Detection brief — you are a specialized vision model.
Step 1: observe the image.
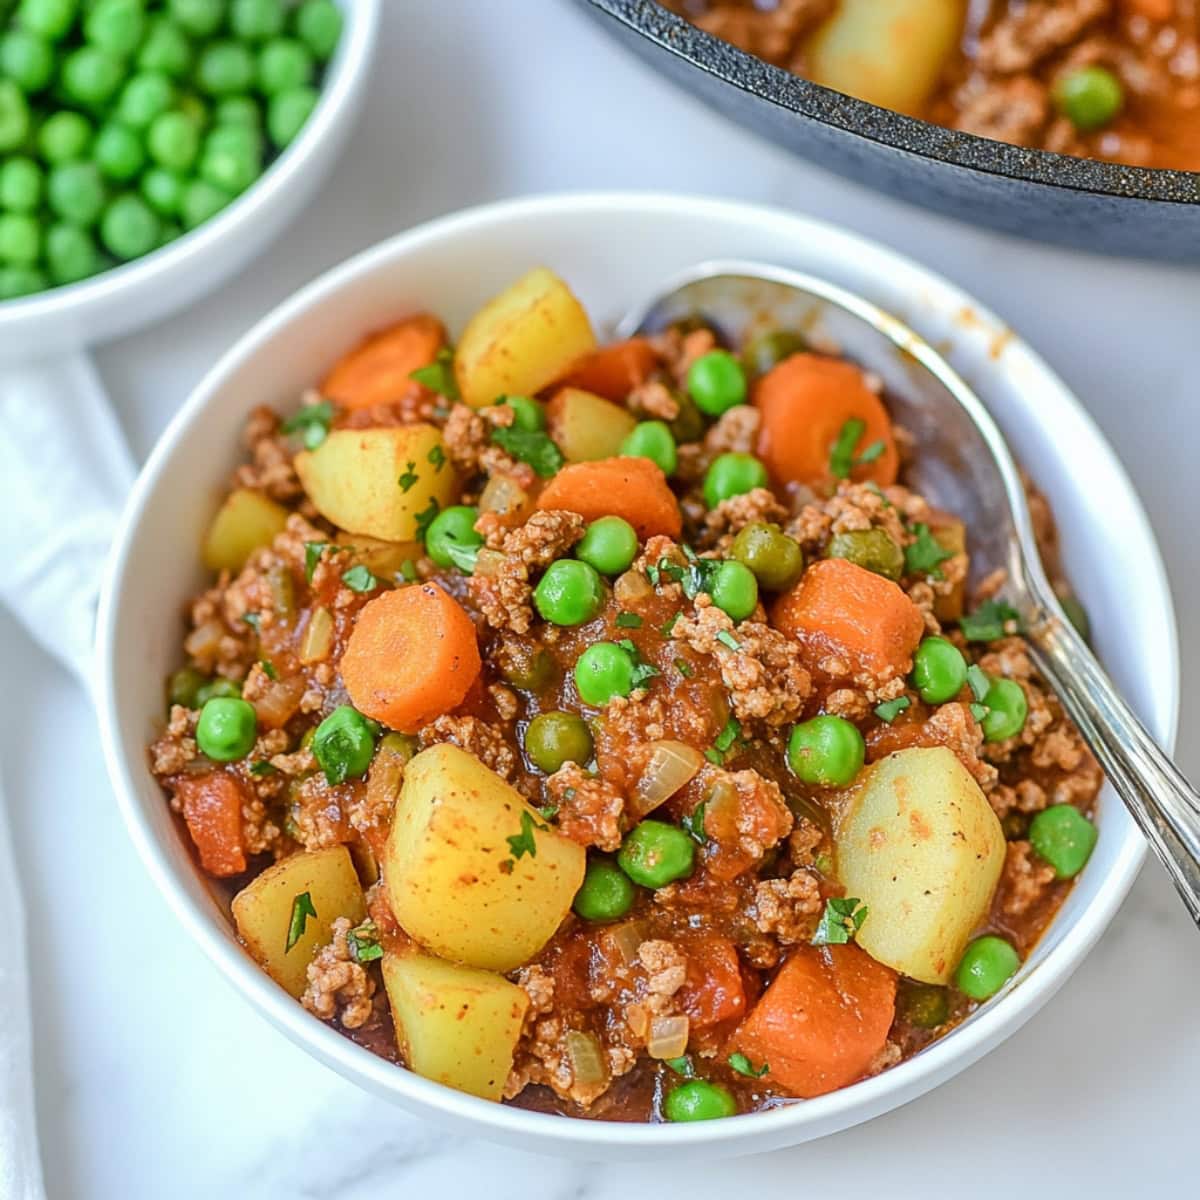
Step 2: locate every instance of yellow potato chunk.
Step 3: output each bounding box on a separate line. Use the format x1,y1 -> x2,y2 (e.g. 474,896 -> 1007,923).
334,532 -> 423,579
547,387 -> 637,462
295,425 -> 457,542
806,0 -> 965,116
384,744 -> 586,971
202,488 -> 289,573
834,746 -> 1005,984
381,950 -> 528,1101
454,267 -> 596,409
232,846 -> 366,998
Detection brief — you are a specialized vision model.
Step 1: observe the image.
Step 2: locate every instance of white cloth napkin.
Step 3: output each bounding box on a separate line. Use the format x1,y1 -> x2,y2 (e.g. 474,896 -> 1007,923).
0,355 -> 135,1200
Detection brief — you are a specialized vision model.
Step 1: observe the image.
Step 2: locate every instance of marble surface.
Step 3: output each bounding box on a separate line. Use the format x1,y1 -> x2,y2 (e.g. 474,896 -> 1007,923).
3,2 -> 1199,1195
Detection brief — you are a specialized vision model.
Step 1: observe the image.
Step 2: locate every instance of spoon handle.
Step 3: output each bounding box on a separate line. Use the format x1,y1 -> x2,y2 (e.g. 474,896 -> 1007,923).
1025,606 -> 1200,927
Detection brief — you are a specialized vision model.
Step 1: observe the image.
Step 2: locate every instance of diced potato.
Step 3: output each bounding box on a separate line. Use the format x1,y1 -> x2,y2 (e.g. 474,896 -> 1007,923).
806,0 -> 965,116
384,744 -> 586,971
546,386 -> 637,462
295,425 -> 457,542
834,747 -> 1005,984
454,267 -> 596,409
334,532 -> 423,579
381,950 -> 528,1101
231,846 -> 366,998
202,488 -> 289,573
929,514 -> 967,622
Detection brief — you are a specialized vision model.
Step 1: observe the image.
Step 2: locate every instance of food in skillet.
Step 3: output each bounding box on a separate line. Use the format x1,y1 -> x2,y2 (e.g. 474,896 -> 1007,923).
662,0 -> 1200,170
149,267 -> 1103,1121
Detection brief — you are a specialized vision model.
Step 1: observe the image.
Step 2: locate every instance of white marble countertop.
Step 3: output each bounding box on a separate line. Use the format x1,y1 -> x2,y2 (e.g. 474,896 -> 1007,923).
3,2 -> 1199,1195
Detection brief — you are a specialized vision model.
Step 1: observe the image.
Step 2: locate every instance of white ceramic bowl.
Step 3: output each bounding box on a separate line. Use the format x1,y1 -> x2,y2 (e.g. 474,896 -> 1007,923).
97,193 -> 1179,1159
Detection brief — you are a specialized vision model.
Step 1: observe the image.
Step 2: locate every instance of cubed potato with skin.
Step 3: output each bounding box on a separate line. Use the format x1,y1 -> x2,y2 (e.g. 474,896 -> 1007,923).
546,386 -> 637,462
295,425 -> 457,542
232,846 -> 366,998
454,267 -> 597,409
384,744 -> 586,972
381,950 -> 529,1101
834,746 -> 1005,984
202,488 -> 289,573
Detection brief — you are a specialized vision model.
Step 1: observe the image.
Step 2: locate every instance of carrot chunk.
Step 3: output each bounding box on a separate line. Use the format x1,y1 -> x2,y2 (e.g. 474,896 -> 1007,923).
556,337 -> 659,401
773,558 -> 924,679
729,944 -> 896,1098
677,934 -> 746,1028
321,314 -> 446,411
754,353 -> 898,489
176,772 -> 248,877
341,584 -> 482,732
535,456 -> 681,540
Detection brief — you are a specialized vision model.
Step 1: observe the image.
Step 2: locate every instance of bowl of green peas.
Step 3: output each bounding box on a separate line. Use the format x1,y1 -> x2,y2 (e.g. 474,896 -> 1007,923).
0,0 -> 379,360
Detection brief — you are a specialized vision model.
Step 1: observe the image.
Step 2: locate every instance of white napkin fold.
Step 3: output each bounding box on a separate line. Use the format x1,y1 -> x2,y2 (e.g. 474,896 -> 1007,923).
0,355 -> 135,1200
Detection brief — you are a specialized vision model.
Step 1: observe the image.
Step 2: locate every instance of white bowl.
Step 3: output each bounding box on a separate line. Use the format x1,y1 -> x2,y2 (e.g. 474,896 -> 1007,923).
96,193 -> 1179,1159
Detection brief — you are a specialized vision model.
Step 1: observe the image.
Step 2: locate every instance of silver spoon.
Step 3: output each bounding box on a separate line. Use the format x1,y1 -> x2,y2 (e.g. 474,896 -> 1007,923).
620,260 -> 1200,925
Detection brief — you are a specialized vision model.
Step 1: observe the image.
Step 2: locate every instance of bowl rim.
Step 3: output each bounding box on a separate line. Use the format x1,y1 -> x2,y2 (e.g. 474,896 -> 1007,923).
584,0 -> 1200,205
96,191 -> 1179,1152
0,0 -> 382,327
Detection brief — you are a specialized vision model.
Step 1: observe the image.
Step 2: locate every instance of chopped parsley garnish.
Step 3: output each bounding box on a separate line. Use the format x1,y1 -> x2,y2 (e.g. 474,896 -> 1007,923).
728,1053 -> 769,1079
874,696 -> 910,722
397,461 -> 419,492
660,612 -> 681,637
490,426 -> 564,478
966,664 -> 991,703
704,748 -> 723,765
259,659 -> 277,680
812,896 -> 868,946
960,599 -> 1023,642
681,555 -> 722,601
716,629 -> 741,652
341,564 -> 379,593
617,639 -> 661,689
681,801 -> 708,845
281,399 -> 335,450
904,523 -> 953,579
505,810 -> 547,863
285,891 -> 317,952
856,440 -> 886,466
970,702 -> 990,722
537,804 -> 559,822
647,557 -> 684,587
304,541 -> 331,582
829,417 -> 883,480
864,481 -> 894,508
665,1056 -> 695,1078
443,540 -> 480,575
616,611 -> 643,629
715,716 -> 741,753
248,760 -> 277,776
427,444 -> 446,472
346,919 -> 383,964
242,612 -> 260,632
673,657 -> 693,678
414,496 -> 441,541
409,347 -> 459,400
399,559 -> 419,583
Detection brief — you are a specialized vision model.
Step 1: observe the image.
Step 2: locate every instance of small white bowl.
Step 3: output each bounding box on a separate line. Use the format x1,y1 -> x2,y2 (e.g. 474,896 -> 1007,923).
97,193 -> 1179,1159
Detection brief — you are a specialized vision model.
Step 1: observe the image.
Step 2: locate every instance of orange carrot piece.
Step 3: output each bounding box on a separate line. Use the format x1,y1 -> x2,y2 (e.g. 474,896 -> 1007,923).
535,456 -> 682,539
321,314 -> 446,411
754,353 -> 898,489
176,772 -> 248,877
341,584 -> 482,732
729,944 -> 896,1098
677,934 -> 746,1028
773,558 -> 924,679
556,337 -> 659,401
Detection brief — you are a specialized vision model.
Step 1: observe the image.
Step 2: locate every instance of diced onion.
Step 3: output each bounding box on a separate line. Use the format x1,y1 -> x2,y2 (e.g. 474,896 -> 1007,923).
601,920 -> 646,966
647,1015 -> 690,1061
473,548 -> 506,579
565,1030 -> 608,1086
253,675 -> 306,729
480,473 -> 531,519
632,740 -> 704,818
298,607 -> 334,664
184,620 -> 224,665
614,570 -> 653,606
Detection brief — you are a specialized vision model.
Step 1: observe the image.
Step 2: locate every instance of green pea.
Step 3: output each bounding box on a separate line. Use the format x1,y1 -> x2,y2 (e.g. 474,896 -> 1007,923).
741,328 -> 806,379
667,390 -> 706,443
167,0 -> 225,38
0,213 -> 39,266
731,522 -> 803,592
117,73 -> 176,130
311,704 -> 378,785
574,641 -> 635,706
61,45 -> 125,106
910,636 -> 968,705
574,858 -> 636,922
16,0 -> 77,41
93,123 -> 146,182
500,643 -> 557,693
195,676 -> 241,705
534,559 -> 605,626
663,1079 -> 738,1121
267,83 -> 318,147
167,665 -> 208,709
214,95 -> 262,129
0,81 -> 30,152
85,0 -> 146,56
258,36 -> 313,95
1056,65 -> 1123,132
787,715 -> 864,787
708,559 -> 758,621
0,264 -> 46,298
159,220 -> 183,247
197,40 -> 256,96
898,981 -> 950,1029
576,516 -> 638,577
524,711 -> 593,774
231,0 -> 285,39
38,110 -> 92,164
1029,804 -> 1098,880
100,193 -> 160,260
618,819 -> 694,888
494,394 -> 544,431
619,419 -> 677,476
196,696 -> 258,762
956,935 -> 1019,1001
687,349 -> 746,416
703,451 -> 769,510
294,0 -> 343,61
180,178 -> 233,229
47,162 -> 106,226
45,221 -> 101,284
0,30 -> 55,92
825,528 -> 904,581
199,123 -> 263,193
0,157 -> 42,212
147,110 -> 201,171
138,18 -> 194,78
981,677 -> 1027,742
140,165 -> 186,217
424,504 -> 483,572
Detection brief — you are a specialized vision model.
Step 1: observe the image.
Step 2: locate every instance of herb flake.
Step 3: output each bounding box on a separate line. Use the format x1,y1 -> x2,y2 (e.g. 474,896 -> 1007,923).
618,639 -> 661,689
665,1056 -> 695,1078
728,1052 -> 770,1079
347,919 -> 383,964
341,564 -> 379,593
616,611 -> 643,629
681,801 -> 708,845
427,444 -> 446,472
409,347 -> 460,400
812,896 -> 868,946
960,599 -> 1023,643
874,696 -> 911,722
259,659 -> 277,680
304,541 -> 331,582
716,629 -> 741,652
248,760 -> 277,777
505,810 -> 546,863
490,426 -> 564,478
966,664 -> 991,703
398,559 -> 419,583
281,400 -> 335,450
414,497 -> 441,541
398,461 -> 419,492
285,891 -> 317,952
905,523 -> 954,579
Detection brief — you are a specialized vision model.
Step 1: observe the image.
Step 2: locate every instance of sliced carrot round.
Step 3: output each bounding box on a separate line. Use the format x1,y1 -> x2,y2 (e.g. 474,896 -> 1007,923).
322,314 -> 446,411
535,456 -> 681,540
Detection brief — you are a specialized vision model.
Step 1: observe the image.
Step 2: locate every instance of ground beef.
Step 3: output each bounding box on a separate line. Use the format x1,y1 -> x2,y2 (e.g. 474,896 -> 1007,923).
232,404 -> 304,503
976,0 -> 1111,74
788,481 -> 910,556
150,704 -> 198,775
544,762 -> 626,852
638,939 -> 689,996
629,379 -> 680,421
440,402 -> 525,478
419,715 -> 517,780
953,76 -> 1051,145
684,0 -> 834,66
301,917 -> 376,1029
752,871 -> 822,943
1000,840 -> 1057,917
649,326 -> 717,387
925,702 -> 998,791
287,774 -> 347,850
703,486 -> 787,542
